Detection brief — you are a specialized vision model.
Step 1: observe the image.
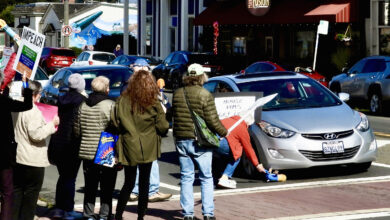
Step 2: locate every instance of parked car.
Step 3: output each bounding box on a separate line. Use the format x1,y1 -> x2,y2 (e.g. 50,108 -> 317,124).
152,51 -> 224,89
111,55 -> 160,69
9,66 -> 49,100
240,61 -> 286,74
329,56 -> 390,114
204,72 -> 377,176
39,47 -> 76,74
295,66 -> 328,87
40,65 -> 132,105
71,51 -> 116,67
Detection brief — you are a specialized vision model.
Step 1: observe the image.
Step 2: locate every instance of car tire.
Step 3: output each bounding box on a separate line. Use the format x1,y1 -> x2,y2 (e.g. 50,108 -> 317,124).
369,91 -> 382,115
238,145 -> 264,179
330,82 -> 341,95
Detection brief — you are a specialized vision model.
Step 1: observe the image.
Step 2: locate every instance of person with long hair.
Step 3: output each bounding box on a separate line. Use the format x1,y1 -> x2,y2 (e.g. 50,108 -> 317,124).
112,69 -> 169,220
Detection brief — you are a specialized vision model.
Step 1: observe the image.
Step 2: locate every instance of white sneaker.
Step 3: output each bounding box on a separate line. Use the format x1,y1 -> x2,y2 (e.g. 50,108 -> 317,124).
217,178 -> 237,189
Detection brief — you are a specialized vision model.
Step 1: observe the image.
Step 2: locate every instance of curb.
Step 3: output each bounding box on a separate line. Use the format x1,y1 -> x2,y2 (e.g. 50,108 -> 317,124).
374,132 -> 390,138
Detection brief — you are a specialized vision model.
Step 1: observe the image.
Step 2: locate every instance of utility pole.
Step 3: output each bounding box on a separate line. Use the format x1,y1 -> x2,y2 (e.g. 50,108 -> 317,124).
124,0 -> 129,55
64,0 -> 69,48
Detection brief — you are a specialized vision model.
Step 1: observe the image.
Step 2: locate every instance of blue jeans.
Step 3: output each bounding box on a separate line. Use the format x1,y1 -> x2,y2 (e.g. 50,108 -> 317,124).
175,139 -> 214,217
132,160 -> 159,196
215,138 -> 241,178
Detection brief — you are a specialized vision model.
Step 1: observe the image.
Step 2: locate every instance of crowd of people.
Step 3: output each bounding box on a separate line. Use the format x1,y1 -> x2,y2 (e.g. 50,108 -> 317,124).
0,59 -> 266,220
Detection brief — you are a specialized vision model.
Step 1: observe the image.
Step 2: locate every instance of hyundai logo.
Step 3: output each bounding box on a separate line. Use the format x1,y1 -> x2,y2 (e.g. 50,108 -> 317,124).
323,133 -> 337,140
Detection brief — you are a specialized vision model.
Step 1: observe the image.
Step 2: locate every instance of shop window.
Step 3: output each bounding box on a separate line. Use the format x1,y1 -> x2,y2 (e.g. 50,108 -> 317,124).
146,0 -> 152,16
380,28 -> 390,55
188,17 -> 194,51
233,37 -> 246,55
170,27 -> 176,52
170,0 -> 178,15
379,2 -> 390,26
295,31 -> 315,59
265,36 -> 273,58
146,17 -> 152,55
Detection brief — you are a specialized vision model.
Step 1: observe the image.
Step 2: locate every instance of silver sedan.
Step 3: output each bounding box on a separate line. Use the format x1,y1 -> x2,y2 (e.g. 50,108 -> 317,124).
205,72 -> 377,175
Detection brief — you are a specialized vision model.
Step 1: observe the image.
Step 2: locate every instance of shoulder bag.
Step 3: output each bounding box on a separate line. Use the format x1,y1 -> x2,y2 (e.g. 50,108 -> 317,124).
183,87 -> 220,148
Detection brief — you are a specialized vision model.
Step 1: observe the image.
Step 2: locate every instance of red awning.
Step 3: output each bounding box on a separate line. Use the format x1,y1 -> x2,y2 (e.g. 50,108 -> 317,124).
194,0 -> 357,26
305,3 -> 351,23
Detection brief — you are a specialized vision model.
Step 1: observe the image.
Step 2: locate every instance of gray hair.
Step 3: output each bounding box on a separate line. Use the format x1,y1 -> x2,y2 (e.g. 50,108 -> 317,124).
29,80 -> 42,95
91,76 -> 109,93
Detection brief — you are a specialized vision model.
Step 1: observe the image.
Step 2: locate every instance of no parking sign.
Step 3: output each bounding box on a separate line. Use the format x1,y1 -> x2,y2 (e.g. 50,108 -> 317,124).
61,25 -> 72,36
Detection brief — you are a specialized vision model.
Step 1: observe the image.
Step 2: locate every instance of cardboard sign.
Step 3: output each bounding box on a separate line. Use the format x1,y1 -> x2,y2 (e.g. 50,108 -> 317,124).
213,92 -> 263,123
13,27 -> 45,80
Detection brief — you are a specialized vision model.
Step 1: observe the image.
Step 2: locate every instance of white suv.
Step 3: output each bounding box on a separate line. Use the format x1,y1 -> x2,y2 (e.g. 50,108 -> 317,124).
71,51 -> 116,67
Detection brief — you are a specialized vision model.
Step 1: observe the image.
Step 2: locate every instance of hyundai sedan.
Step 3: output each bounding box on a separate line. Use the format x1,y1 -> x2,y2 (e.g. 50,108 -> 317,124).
205,72 -> 377,176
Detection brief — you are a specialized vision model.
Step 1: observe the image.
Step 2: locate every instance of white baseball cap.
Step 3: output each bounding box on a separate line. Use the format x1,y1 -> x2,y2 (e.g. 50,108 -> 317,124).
187,63 -> 204,76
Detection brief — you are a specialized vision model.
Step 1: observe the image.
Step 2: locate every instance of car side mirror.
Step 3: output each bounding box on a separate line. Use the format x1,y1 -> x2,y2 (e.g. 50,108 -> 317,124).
240,70 -> 245,74
341,67 -> 348,73
72,58 -> 76,62
338,92 -> 350,102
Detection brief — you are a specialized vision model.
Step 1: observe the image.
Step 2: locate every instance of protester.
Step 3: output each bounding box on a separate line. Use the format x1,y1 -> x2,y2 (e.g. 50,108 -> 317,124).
73,76 -> 116,220
172,63 -> 227,220
112,69 -> 169,220
113,44 -> 123,57
12,80 -> 59,220
49,73 -> 86,219
0,72 -> 32,220
125,59 -> 172,203
216,114 -> 266,189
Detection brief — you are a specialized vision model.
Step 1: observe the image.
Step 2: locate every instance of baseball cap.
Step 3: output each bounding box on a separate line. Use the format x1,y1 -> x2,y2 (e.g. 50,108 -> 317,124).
133,58 -> 150,68
187,63 -> 204,76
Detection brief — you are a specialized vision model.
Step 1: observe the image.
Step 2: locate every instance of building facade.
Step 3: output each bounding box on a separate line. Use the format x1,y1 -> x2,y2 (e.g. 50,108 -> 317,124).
137,0 -> 209,60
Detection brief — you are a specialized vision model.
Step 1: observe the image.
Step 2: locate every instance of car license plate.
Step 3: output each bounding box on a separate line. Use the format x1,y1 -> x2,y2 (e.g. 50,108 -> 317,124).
322,141 -> 344,154
203,67 -> 211,72
62,61 -> 69,64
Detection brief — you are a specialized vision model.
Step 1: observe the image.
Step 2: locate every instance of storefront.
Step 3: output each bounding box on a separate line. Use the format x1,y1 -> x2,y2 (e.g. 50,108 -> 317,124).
194,0 -> 369,76
370,0 -> 390,56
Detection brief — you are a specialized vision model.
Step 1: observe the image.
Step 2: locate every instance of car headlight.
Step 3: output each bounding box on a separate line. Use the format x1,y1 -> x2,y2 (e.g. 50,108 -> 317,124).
356,112 -> 369,132
258,121 -> 295,138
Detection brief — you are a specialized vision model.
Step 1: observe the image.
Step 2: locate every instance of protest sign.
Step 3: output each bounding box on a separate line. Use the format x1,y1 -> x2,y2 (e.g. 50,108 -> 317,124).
213,92 -> 263,123
13,27 -> 45,80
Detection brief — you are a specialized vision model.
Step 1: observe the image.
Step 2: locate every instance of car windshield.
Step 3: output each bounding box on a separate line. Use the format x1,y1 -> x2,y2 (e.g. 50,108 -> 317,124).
52,49 -> 75,57
93,54 -> 116,62
73,68 -> 132,91
237,78 -> 342,111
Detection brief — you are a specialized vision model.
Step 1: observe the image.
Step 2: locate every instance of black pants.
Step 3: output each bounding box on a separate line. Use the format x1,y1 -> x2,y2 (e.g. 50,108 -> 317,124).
115,162 -> 152,220
82,160 -> 117,220
12,164 -> 45,220
55,158 -> 81,211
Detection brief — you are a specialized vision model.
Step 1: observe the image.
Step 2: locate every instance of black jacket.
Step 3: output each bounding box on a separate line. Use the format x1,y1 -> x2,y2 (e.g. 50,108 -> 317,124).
0,88 -> 32,169
49,89 -> 86,164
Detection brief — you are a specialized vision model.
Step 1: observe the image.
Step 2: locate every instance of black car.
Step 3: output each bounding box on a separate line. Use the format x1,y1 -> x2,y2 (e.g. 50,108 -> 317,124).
152,51 -> 223,89
111,55 -> 161,69
40,65 -> 133,105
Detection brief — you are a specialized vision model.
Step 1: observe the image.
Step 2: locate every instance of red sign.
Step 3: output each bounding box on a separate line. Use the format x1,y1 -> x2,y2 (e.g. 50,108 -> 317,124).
61,25 -> 72,36
247,0 -> 271,16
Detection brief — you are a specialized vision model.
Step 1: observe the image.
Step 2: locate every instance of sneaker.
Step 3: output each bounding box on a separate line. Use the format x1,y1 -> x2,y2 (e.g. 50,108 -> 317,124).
148,192 -> 172,202
184,216 -> 194,220
63,211 -> 83,220
129,193 -> 138,201
217,178 -> 237,189
204,216 -> 216,220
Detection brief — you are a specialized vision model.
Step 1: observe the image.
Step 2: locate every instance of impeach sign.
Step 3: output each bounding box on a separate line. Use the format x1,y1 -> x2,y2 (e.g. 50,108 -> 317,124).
213,92 -> 263,122
13,27 -> 45,80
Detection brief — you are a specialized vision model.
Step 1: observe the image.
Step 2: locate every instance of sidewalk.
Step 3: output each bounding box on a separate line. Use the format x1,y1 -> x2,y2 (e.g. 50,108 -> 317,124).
65,180 -> 390,220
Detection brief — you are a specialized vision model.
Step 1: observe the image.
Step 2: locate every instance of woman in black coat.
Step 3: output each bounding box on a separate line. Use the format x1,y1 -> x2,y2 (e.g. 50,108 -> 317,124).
0,73 -> 32,220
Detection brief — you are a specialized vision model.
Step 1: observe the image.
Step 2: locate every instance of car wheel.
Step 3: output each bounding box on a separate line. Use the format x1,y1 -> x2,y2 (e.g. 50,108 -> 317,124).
369,92 -> 382,114
330,82 -> 341,94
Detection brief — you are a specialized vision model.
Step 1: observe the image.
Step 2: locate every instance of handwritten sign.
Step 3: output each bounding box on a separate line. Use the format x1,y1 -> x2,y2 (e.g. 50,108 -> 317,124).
213,92 -> 263,122
13,26 -> 45,80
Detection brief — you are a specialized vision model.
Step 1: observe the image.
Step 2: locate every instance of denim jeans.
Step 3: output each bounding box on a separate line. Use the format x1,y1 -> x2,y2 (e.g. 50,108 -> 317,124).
132,160 -> 159,196
215,138 -> 241,178
175,139 -> 214,217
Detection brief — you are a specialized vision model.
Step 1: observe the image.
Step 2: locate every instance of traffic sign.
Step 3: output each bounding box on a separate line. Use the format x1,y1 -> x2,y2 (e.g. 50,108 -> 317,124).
61,25 -> 72,36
